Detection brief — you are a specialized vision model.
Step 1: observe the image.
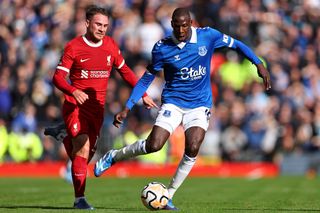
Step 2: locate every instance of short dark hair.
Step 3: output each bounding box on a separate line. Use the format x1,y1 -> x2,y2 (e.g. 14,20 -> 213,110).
172,7 -> 191,20
85,5 -> 109,20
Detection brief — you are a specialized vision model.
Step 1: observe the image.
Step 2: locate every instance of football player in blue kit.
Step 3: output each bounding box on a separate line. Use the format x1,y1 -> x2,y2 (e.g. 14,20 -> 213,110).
94,7 -> 271,210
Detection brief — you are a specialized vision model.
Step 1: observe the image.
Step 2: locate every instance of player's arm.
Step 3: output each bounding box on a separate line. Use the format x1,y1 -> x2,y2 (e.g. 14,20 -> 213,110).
111,39 -> 146,89
212,28 -> 271,90
116,63 -> 157,109
111,38 -> 156,106
53,70 -> 89,105
232,39 -> 271,90
52,70 -> 76,96
53,43 -> 88,104
113,69 -> 156,128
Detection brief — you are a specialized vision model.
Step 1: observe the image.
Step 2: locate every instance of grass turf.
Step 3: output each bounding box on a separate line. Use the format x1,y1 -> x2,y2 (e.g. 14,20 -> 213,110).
0,176 -> 319,212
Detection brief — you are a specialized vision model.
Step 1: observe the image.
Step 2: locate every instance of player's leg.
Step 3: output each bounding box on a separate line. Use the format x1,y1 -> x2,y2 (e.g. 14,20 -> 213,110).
165,107 -> 210,210
164,128 -> 205,211
60,136 -> 73,184
44,122 -> 67,143
94,104 -> 182,177
88,140 -> 97,163
114,103 -> 182,160
117,125 -> 170,160
71,133 -> 94,210
62,135 -> 73,159
63,103 -> 96,210
167,127 -> 205,196
94,126 -> 170,177
45,122 -> 71,182
61,159 -> 73,184
73,113 -> 103,209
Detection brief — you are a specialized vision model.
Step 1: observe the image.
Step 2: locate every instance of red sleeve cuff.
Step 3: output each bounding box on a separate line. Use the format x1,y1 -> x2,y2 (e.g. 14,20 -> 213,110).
70,87 -> 77,94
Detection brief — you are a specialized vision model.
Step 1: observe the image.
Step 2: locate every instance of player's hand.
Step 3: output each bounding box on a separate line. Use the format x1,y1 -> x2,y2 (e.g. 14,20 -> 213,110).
256,63 -> 271,91
72,89 -> 89,104
142,95 -> 158,109
113,108 -> 130,128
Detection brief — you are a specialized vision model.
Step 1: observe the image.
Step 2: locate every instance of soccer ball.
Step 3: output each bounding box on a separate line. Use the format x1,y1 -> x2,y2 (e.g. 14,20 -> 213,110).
141,182 -> 169,210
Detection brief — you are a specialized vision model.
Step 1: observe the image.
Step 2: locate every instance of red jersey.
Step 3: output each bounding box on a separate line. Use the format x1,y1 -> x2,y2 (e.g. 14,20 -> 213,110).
54,35 -> 137,108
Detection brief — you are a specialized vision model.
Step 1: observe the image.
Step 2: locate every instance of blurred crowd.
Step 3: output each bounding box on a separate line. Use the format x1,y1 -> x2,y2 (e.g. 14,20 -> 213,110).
0,0 -> 320,169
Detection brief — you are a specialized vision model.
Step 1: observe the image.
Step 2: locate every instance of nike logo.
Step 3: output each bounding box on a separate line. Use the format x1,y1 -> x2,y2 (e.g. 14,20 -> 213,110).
74,173 -> 85,177
80,58 -> 90,62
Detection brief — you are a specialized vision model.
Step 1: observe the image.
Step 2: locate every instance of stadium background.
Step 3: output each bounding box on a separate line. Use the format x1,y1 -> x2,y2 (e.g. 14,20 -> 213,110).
0,0 -> 319,178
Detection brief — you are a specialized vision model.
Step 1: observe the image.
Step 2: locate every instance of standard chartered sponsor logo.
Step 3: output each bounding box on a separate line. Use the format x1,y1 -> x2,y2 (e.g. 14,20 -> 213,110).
180,65 -> 206,80
81,70 -> 110,78
90,70 -> 110,78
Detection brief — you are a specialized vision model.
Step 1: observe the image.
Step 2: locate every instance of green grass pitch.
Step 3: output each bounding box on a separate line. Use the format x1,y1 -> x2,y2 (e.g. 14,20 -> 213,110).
0,177 -> 319,212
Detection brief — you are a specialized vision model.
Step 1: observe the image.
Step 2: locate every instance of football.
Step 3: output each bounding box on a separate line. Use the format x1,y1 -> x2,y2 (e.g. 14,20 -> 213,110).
141,182 -> 169,210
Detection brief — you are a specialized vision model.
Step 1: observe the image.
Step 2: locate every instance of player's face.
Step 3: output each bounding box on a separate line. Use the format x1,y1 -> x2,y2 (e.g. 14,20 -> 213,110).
86,13 -> 109,42
171,15 -> 192,42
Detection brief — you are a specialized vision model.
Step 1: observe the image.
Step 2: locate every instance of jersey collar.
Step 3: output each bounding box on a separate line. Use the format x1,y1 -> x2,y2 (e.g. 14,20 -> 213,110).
82,35 -> 103,47
172,26 -> 197,49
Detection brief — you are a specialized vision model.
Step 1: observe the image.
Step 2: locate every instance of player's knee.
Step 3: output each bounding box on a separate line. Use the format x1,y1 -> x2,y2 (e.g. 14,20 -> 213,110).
146,142 -> 163,153
72,138 -> 91,158
185,142 -> 201,157
72,146 -> 90,159
81,144 -> 91,155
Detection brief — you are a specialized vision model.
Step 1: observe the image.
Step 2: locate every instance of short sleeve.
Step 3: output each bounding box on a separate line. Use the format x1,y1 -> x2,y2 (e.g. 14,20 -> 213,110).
147,40 -> 164,74
209,28 -> 236,49
57,42 -> 74,72
111,39 -> 125,69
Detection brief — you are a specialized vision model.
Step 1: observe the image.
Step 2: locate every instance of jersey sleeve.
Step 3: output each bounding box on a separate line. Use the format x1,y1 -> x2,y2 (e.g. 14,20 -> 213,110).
146,40 -> 164,74
110,39 -> 125,69
209,28 -> 262,65
209,27 -> 236,49
125,70 -> 156,110
117,63 -> 139,87
54,42 -> 77,95
56,42 -> 74,73
112,39 -> 148,97
52,70 -> 76,95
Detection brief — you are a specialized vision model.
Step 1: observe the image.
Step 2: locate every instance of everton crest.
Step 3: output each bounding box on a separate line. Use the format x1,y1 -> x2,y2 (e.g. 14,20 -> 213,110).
198,46 -> 207,56
163,110 -> 171,117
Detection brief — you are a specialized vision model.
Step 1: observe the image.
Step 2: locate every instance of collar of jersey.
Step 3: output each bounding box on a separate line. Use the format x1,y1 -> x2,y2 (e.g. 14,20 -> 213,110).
82,35 -> 103,47
172,26 -> 197,49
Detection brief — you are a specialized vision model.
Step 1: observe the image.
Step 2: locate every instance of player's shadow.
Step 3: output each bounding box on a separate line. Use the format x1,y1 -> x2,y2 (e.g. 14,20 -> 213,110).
0,205 -> 74,210
96,206 -> 144,211
0,205 -> 144,211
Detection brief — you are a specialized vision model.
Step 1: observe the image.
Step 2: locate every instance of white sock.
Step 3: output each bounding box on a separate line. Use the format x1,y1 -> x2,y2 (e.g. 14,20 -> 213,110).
113,139 -> 147,162
167,154 -> 196,199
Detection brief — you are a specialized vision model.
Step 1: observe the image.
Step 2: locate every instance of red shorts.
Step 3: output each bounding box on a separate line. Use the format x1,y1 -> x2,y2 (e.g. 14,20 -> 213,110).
62,101 -> 104,150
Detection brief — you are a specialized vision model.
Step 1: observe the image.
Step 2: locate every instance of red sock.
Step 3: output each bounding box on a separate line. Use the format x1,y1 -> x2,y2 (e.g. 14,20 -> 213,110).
72,155 -> 88,197
63,136 -> 72,159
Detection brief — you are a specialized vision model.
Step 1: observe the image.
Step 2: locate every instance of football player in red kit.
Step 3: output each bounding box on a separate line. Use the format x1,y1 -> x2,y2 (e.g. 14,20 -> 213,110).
52,5 -> 156,209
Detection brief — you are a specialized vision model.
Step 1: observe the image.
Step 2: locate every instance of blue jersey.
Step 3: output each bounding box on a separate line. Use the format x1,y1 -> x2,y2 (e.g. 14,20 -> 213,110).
125,27 -> 262,110
148,27 -> 236,108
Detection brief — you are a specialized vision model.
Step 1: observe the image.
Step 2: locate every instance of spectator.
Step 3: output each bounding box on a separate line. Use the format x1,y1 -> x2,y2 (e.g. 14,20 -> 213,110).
0,0 -> 319,173
0,118 -> 8,162
0,65 -> 12,119
11,102 -> 37,133
8,130 -> 43,162
136,7 -> 164,60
